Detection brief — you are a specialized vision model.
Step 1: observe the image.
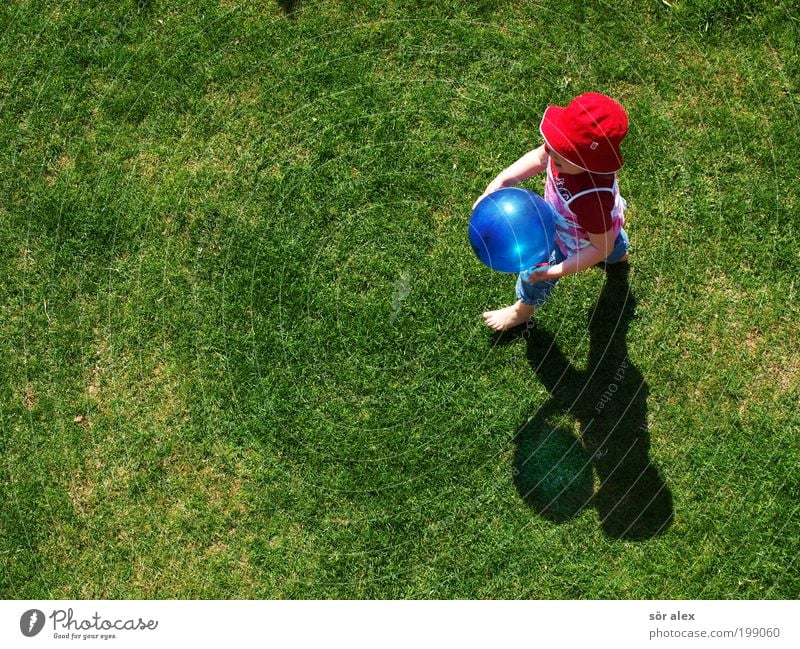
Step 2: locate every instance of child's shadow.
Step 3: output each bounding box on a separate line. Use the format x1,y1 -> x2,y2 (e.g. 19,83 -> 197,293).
277,0 -> 301,18
512,263 -> 673,540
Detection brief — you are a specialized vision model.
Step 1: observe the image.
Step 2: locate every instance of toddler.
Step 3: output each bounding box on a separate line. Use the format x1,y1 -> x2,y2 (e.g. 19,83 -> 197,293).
476,92 -> 630,331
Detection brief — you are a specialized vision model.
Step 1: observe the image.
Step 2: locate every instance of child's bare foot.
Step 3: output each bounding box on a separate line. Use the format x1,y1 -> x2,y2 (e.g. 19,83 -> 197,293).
482,300 -> 535,331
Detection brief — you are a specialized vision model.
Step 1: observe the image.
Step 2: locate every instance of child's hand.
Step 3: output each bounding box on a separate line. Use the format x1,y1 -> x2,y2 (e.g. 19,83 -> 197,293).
472,181 -> 506,210
472,146 -> 548,211
525,264 -> 559,283
472,192 -> 488,210
472,190 -> 492,210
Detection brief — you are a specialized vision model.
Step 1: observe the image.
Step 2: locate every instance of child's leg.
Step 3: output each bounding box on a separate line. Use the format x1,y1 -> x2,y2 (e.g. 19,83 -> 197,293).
483,260 -> 560,331
606,228 -> 631,264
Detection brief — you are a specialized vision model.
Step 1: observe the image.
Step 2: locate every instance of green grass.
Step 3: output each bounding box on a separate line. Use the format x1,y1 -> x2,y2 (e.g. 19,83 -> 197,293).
1,0 -> 798,598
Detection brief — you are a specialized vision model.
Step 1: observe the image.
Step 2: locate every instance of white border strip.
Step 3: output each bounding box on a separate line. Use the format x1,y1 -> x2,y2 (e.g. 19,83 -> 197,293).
1,600 -> 798,649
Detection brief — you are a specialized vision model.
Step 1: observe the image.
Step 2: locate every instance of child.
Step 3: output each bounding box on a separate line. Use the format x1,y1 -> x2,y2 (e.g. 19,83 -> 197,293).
475,92 -> 631,331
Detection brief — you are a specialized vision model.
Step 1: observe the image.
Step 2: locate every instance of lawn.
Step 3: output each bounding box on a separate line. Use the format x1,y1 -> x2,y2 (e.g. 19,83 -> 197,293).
1,0 -> 798,598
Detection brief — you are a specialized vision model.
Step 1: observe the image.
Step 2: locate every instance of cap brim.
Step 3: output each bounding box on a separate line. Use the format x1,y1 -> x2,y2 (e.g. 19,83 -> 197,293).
539,105 -> 591,172
539,105 -> 565,146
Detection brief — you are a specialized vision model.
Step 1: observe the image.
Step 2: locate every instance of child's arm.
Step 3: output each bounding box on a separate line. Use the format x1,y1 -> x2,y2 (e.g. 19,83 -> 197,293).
473,145 -> 548,208
529,229 -> 617,281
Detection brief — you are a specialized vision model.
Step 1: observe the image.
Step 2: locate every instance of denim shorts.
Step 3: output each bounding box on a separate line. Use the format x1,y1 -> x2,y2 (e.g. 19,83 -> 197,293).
515,228 -> 630,307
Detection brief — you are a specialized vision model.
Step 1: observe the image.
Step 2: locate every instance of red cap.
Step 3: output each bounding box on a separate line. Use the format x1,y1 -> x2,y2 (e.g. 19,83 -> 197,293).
539,92 -> 628,174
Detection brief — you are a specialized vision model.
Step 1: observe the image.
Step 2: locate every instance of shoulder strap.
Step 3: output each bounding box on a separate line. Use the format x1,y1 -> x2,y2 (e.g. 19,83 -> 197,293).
565,186 -> 615,206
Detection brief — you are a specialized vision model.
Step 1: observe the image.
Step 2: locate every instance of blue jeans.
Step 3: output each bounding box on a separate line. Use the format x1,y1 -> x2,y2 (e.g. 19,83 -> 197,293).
515,229 -> 630,307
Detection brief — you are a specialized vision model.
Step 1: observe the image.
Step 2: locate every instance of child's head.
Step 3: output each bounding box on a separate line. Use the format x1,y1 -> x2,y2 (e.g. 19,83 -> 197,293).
544,144 -> 585,175
540,92 -> 628,174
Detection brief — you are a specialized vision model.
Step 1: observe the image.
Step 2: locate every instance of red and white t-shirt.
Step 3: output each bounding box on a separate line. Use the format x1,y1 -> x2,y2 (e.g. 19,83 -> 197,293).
544,159 -> 626,256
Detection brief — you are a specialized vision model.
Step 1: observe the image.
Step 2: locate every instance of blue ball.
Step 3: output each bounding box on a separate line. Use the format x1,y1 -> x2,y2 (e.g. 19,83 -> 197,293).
469,188 -> 556,273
